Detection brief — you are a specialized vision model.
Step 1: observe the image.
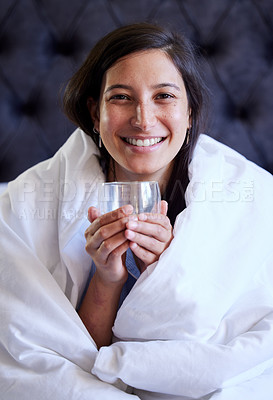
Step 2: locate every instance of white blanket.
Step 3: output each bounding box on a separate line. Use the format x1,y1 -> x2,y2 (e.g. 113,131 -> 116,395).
1,129 -> 273,399
91,135 -> 273,399
0,129 -> 138,399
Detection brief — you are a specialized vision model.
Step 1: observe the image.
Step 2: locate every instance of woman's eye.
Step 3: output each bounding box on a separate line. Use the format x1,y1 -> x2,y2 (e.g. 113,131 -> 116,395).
156,93 -> 174,99
110,94 -> 130,100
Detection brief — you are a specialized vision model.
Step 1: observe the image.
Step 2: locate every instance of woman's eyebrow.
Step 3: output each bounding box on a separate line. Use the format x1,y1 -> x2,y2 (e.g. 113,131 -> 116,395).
152,83 -> 181,91
104,84 -> 133,94
104,82 -> 181,94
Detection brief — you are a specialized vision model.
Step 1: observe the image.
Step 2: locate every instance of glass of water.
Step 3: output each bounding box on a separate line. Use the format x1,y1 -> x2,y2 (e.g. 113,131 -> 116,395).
97,181 -> 161,215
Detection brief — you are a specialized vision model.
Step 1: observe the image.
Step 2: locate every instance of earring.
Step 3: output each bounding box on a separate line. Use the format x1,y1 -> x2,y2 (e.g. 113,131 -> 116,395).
185,127 -> 191,146
93,127 -> 102,148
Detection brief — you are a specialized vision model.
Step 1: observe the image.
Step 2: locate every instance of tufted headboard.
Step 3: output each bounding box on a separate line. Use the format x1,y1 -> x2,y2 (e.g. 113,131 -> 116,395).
0,0 -> 272,182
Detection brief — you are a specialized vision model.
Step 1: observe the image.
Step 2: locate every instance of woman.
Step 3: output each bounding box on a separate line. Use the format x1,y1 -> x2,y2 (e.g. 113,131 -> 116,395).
62,23 -> 208,350
0,23 -> 273,400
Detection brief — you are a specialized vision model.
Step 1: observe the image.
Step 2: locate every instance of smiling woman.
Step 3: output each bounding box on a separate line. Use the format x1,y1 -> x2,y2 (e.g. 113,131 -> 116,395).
1,22 -> 273,400
63,23 -> 207,351
63,23 -> 209,224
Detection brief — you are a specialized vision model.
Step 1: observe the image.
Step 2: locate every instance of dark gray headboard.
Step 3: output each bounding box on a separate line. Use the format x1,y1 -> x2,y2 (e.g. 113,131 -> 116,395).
1,0 -> 272,182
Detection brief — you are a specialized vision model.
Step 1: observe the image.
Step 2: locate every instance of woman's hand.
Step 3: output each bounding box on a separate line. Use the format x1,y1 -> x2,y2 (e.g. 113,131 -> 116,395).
85,204 -> 136,286
80,205 -> 137,348
80,201 -> 172,348
124,200 -> 173,273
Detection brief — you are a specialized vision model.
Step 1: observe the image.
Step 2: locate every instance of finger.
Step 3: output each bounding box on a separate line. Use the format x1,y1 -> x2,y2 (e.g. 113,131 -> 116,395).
126,216 -> 172,241
160,200 -> 168,216
98,231 -> 129,259
88,206 -> 101,223
86,214 -> 136,250
129,242 -> 157,270
125,229 -> 167,253
99,204 -> 134,225
137,212 -> 172,229
107,240 -> 130,263
89,240 -> 130,284
85,230 -> 130,264
87,204 -> 134,236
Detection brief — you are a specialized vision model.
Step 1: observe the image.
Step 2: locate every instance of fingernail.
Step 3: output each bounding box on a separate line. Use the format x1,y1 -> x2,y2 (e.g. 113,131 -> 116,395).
126,230 -> 135,240
127,221 -> 137,229
128,215 -> 138,221
138,213 -> 147,221
122,205 -> 134,214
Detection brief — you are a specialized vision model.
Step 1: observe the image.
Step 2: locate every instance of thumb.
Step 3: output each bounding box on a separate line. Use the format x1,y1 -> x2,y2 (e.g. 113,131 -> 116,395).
160,200 -> 168,216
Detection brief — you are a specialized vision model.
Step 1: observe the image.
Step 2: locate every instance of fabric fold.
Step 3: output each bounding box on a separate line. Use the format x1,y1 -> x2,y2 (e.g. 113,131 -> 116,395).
92,135 -> 273,399
0,129 -> 139,399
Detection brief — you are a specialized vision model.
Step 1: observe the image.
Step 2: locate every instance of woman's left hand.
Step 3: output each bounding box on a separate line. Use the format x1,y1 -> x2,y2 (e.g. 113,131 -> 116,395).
124,200 -> 173,272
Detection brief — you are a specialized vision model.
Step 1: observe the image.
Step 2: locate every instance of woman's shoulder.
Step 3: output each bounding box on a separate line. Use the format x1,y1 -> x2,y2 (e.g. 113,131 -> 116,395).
1,128 -> 104,231
186,133 -> 273,209
6,128 -> 100,190
194,134 -> 273,185
57,128 -> 99,161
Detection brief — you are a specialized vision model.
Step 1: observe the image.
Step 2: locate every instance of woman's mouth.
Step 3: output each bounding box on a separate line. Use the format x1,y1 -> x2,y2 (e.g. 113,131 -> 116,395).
123,137 -> 164,147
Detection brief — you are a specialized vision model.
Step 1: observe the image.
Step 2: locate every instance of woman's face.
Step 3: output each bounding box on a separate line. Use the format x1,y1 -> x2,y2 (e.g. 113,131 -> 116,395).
89,49 -> 190,185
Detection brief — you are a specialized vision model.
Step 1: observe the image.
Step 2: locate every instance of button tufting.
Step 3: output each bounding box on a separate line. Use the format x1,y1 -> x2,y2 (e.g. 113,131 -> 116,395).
20,101 -> 39,117
235,106 -> 251,122
0,34 -> 12,55
46,34 -> 81,57
224,100 -> 253,123
198,39 -> 223,58
0,0 -> 272,180
13,98 -> 41,118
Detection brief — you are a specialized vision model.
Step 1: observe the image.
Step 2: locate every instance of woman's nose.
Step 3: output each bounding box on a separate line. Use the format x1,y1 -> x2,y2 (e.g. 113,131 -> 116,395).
130,102 -> 157,131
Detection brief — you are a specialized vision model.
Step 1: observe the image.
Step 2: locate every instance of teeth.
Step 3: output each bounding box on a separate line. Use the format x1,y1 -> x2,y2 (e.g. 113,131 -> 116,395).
125,137 -> 162,147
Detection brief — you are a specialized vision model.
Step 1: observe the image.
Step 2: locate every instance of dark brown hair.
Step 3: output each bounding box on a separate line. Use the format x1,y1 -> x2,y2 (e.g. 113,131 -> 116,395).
63,23 -> 209,224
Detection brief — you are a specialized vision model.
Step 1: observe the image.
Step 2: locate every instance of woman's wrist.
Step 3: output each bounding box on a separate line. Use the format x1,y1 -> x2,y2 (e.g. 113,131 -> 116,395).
92,271 -> 125,301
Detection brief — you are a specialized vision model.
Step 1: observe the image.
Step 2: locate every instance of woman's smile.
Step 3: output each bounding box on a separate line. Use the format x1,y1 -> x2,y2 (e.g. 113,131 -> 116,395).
121,136 -> 167,155
122,136 -> 164,147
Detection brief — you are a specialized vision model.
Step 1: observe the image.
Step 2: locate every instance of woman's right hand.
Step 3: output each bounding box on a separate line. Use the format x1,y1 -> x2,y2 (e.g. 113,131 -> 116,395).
80,205 -> 135,348
84,204 -> 135,286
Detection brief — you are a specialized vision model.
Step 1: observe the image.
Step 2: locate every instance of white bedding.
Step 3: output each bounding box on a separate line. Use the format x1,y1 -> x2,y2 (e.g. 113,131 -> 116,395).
0,129 -> 138,399
92,135 -> 273,399
0,182 -> 7,195
1,129 -> 273,399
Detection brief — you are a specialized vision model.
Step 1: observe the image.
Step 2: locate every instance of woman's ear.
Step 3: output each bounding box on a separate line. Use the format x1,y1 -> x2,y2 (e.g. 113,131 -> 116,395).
87,97 -> 100,130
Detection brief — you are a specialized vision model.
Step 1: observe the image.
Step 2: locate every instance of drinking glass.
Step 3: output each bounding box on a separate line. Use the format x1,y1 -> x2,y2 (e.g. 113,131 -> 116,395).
97,181 -> 161,215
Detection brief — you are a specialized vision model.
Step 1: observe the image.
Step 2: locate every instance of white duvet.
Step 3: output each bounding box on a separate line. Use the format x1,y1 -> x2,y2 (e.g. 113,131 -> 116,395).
1,128 -> 273,399
0,129 -> 136,399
